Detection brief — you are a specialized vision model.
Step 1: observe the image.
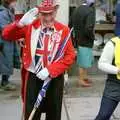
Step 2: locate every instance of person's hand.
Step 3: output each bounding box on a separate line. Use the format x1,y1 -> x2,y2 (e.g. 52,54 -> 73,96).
36,68 -> 50,81
18,8 -> 39,27
118,69 -> 120,74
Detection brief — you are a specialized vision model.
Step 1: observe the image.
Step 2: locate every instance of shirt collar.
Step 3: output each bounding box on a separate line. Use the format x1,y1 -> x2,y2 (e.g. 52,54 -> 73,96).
41,24 -> 55,33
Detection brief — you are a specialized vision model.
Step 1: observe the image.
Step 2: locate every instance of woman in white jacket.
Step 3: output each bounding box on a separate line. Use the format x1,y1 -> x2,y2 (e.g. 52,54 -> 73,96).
95,37 -> 120,120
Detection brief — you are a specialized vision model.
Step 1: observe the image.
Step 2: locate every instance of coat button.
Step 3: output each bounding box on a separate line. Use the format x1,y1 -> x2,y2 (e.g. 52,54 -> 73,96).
24,53 -> 26,56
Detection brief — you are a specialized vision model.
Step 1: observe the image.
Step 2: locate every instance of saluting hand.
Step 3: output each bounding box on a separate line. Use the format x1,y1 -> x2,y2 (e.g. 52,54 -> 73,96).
18,8 -> 39,27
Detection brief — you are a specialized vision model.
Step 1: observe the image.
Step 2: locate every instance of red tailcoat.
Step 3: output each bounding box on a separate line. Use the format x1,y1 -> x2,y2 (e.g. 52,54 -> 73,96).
2,19 -> 76,102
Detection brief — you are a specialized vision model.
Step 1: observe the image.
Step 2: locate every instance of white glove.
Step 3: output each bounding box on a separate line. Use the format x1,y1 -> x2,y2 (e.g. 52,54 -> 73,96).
18,8 -> 39,27
36,68 -> 50,81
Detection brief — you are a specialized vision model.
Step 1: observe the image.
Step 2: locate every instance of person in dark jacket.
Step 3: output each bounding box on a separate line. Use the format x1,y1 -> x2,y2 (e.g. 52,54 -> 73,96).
0,0 -> 18,90
70,0 -> 95,87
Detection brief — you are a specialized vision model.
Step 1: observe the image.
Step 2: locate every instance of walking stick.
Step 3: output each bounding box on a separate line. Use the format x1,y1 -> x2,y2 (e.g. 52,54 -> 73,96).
28,78 -> 51,120
63,97 -> 71,120
21,111 -> 24,120
63,74 -> 71,120
28,28 -> 73,120
28,107 -> 37,120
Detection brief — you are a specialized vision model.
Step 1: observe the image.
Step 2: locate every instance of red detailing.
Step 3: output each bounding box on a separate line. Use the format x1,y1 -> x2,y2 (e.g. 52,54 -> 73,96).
21,67 -> 29,117
2,19 -> 76,80
39,6 -> 55,13
43,35 -> 49,67
47,35 -> 76,78
15,14 -> 24,21
36,49 -> 50,55
40,0 -> 54,7
37,0 -> 58,13
35,34 -> 50,67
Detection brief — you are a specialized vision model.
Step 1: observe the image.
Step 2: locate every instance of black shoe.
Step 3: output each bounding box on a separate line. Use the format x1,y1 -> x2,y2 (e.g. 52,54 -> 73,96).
1,82 -> 17,91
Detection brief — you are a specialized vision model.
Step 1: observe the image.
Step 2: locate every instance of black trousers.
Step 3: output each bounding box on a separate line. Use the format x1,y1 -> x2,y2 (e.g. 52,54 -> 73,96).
24,72 -> 64,120
95,96 -> 119,120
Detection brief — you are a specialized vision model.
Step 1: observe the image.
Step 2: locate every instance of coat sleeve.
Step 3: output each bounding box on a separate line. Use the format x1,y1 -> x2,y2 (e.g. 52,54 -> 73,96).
47,29 -> 76,78
2,22 -> 27,41
0,9 -> 11,43
0,10 -> 10,30
98,41 -> 119,74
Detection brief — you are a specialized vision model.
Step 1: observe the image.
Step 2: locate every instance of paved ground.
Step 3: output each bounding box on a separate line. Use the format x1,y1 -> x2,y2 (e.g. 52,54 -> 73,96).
0,69 -> 120,120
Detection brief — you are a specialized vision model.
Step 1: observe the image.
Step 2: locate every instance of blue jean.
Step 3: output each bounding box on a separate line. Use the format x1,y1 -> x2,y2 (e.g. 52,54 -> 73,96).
95,96 -> 119,120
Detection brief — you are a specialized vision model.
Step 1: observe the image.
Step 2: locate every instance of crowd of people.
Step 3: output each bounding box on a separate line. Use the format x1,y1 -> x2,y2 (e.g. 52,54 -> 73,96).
0,0 -> 120,120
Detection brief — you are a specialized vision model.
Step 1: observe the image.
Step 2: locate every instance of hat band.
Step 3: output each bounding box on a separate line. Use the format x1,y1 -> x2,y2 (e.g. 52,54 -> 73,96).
39,6 -> 56,12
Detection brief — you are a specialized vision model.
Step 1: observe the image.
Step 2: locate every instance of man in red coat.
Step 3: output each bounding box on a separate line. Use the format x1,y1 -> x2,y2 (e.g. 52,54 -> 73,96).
2,0 -> 76,119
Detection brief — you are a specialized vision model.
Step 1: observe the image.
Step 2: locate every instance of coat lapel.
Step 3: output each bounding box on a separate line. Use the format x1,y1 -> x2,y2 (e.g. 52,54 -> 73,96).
30,26 -> 41,62
49,30 -> 63,63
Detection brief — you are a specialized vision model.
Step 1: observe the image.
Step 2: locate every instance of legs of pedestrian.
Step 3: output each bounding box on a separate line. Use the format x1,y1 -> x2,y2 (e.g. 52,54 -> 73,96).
78,68 -> 91,87
1,75 -> 9,86
24,73 -> 43,120
77,47 -> 94,87
24,73 -> 64,120
1,75 -> 16,91
95,96 -> 119,120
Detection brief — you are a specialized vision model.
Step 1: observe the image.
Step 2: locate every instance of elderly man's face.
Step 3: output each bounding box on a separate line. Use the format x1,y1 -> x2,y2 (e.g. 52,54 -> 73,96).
39,10 -> 57,28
